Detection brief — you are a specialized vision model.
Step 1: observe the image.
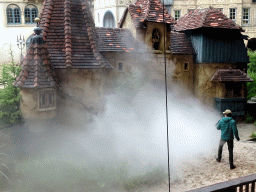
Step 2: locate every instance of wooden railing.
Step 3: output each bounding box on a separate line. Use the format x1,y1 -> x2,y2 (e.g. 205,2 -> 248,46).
187,173 -> 256,192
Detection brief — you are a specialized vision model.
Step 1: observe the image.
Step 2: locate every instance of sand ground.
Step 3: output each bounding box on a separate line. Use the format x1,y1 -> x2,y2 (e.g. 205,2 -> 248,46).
144,123 -> 256,192
0,123 -> 255,192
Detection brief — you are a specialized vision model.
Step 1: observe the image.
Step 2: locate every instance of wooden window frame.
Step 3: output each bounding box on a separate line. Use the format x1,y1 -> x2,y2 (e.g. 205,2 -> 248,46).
117,61 -> 124,71
242,8 -> 250,26
229,8 -> 237,23
25,5 -> 38,24
174,10 -> 181,20
38,89 -> 56,111
6,4 -> 21,25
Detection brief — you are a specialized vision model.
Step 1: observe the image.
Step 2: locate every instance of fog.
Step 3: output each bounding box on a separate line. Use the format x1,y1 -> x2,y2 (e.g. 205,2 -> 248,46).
8,55 -> 222,191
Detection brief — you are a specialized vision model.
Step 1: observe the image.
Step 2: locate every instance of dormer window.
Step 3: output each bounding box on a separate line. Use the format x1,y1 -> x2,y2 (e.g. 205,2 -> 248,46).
152,29 -> 160,50
38,90 -> 56,110
118,62 -> 123,71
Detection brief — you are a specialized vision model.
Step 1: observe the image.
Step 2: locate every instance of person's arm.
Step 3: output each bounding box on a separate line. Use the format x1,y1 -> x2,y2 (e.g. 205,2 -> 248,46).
216,120 -> 221,130
232,121 -> 240,141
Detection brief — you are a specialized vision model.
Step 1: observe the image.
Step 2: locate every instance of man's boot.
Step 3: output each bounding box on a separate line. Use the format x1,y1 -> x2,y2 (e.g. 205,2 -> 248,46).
230,164 -> 236,170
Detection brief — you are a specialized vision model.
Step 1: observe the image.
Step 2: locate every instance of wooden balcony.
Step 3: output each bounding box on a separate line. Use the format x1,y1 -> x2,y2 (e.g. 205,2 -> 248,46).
187,173 -> 256,192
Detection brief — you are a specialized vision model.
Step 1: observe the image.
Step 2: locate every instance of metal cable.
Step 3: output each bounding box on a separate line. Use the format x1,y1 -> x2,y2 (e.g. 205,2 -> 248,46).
162,1 -> 171,191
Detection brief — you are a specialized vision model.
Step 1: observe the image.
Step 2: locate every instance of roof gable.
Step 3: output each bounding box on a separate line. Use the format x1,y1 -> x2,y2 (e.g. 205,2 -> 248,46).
119,0 -> 176,28
211,69 -> 253,82
39,0 -> 111,69
174,7 -> 240,31
169,32 -> 195,55
97,28 -> 145,52
14,29 -> 57,88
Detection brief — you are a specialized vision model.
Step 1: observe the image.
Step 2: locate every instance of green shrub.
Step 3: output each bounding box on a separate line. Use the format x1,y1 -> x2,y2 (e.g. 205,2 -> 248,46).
247,51 -> 256,100
250,131 -> 256,139
247,71 -> 256,100
0,45 -> 21,127
245,114 -> 254,123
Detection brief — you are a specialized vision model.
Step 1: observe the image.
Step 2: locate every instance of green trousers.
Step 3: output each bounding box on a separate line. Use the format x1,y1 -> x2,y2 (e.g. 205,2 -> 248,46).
217,138 -> 234,165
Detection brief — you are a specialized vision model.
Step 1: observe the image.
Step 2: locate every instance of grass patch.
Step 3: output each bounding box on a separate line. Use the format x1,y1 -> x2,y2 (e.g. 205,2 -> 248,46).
250,131 -> 256,139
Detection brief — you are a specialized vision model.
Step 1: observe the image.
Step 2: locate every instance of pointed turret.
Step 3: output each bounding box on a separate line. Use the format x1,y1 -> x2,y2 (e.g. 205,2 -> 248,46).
14,21 -> 57,88
38,0 -> 111,69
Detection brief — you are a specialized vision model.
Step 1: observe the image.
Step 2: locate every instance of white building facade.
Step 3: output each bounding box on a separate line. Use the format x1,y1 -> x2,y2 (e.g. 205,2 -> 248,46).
0,0 -> 44,64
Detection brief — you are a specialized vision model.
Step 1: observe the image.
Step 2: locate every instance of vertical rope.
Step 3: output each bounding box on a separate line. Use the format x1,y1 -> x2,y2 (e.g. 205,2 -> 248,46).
162,1 -> 171,192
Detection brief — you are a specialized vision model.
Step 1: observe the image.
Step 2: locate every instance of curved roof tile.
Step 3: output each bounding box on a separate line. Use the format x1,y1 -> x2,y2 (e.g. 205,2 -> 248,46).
119,0 -> 176,28
174,7 -> 240,31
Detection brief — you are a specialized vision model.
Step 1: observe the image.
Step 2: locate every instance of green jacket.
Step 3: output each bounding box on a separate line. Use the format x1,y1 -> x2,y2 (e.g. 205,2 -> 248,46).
217,117 -> 240,141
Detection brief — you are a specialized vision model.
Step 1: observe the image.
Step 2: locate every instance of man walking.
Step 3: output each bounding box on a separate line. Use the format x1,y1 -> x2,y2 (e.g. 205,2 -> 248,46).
216,109 -> 240,169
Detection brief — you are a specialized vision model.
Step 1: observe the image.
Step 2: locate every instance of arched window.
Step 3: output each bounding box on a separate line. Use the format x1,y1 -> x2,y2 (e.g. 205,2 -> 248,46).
103,11 -> 115,28
25,5 -> 38,24
6,4 -> 21,24
152,29 -> 161,50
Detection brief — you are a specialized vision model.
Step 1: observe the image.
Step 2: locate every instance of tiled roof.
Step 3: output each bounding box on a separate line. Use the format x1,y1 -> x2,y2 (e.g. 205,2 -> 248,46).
118,0 -> 176,28
96,27 -> 145,52
211,69 -> 253,82
169,31 -> 195,55
13,29 -> 57,88
39,0 -> 111,69
174,7 -> 240,32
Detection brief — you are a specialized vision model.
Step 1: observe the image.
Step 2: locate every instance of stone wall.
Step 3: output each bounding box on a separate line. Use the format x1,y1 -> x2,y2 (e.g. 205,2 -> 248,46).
20,88 -> 56,119
193,63 -> 247,107
55,69 -> 107,115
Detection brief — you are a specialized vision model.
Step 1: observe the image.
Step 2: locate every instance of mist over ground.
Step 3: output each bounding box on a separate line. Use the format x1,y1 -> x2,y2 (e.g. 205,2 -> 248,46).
7,60 -> 222,191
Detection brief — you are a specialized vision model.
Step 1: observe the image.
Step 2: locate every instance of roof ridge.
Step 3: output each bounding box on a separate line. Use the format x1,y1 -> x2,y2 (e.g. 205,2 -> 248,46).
14,32 -> 57,88
81,0 -> 112,68
143,0 -> 151,22
40,0 -> 53,41
201,8 -> 209,28
64,0 -> 72,68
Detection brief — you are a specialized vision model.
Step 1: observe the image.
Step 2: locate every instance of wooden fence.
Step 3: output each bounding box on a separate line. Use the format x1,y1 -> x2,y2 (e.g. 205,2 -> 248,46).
187,173 -> 256,192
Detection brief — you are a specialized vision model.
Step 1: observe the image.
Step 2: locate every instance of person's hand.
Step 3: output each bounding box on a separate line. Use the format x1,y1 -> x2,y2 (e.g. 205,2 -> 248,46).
237,138 -> 240,141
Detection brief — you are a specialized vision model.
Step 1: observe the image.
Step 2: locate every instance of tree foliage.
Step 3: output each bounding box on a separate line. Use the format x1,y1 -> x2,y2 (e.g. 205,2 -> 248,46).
247,50 -> 256,100
0,45 -> 21,127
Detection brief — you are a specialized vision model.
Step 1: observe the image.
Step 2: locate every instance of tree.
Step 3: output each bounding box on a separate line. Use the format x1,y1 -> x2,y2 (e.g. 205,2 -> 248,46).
0,44 -> 21,127
247,50 -> 256,100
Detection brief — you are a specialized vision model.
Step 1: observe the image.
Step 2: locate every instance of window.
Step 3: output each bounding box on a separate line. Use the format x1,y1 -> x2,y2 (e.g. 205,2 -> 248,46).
103,11 -> 115,27
152,28 -> 161,50
118,62 -> 123,71
184,62 -> 189,71
217,8 -> 223,12
39,90 -> 56,110
25,5 -> 38,24
242,8 -> 250,25
98,13 -> 100,23
174,10 -> 181,20
229,8 -> 236,23
188,9 -> 194,13
6,4 -> 21,24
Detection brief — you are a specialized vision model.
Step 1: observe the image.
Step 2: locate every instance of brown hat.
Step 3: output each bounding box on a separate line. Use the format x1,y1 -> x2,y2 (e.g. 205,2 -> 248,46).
223,109 -> 232,115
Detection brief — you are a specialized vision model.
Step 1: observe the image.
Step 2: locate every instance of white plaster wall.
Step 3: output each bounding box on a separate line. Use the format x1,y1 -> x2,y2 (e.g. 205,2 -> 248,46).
94,0 -> 136,27
0,1 -> 43,64
172,0 -> 256,39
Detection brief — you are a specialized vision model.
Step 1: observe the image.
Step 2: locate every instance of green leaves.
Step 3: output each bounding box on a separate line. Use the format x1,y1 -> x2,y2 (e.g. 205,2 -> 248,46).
247,51 -> 256,100
0,45 -> 21,127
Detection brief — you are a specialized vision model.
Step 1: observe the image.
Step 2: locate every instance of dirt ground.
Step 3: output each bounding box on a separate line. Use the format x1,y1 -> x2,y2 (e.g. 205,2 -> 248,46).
0,123 -> 256,192
146,123 -> 256,192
